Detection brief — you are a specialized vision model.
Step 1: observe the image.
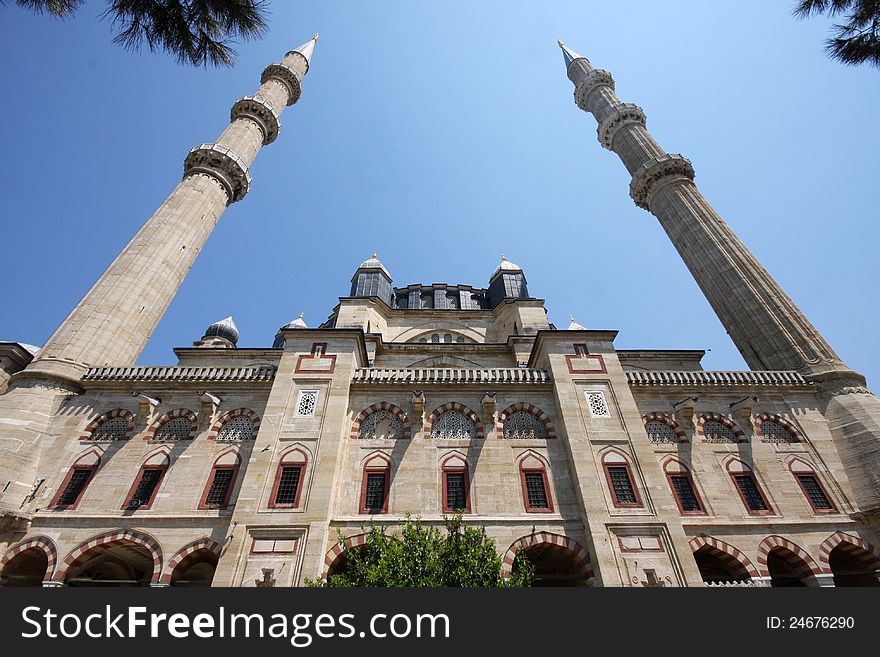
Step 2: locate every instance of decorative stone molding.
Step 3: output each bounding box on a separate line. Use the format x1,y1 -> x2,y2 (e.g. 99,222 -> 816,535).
597,103 -> 646,150
629,153 -> 695,210
183,143 -> 252,204
352,367 -> 552,385
83,365 -> 277,384
626,370 -> 810,388
231,95 -> 281,145
574,68 -> 614,110
261,63 -> 302,106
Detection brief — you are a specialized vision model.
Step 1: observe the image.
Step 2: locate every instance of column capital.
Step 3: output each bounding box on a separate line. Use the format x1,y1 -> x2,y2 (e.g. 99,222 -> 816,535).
261,63 -> 302,106
574,69 -> 614,110
597,103 -> 646,150
629,153 -> 695,210
183,143 -> 252,203
231,95 -> 281,145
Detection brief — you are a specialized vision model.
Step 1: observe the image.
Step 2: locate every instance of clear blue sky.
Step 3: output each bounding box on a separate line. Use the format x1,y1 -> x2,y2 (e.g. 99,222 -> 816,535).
1,1 -> 878,384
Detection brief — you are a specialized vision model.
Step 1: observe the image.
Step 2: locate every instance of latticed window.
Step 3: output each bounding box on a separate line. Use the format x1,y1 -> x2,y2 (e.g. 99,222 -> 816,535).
646,419 -> 678,444
670,475 -> 702,512
217,416 -> 255,441
295,391 -> 318,417
358,410 -> 404,440
129,469 -> 163,507
90,416 -> 128,441
524,472 -> 549,509
273,465 -> 302,505
504,411 -> 547,439
154,417 -> 192,441
431,411 -> 476,439
585,391 -> 611,418
607,466 -> 638,505
204,468 -> 234,507
703,420 -> 738,443
733,474 -> 769,512
445,473 -> 467,511
796,474 -> 833,511
761,419 -> 798,443
57,469 -> 92,506
364,472 -> 387,512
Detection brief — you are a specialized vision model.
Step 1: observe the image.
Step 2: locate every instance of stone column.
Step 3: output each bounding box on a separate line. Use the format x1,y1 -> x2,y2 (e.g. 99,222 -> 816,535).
559,42 -> 880,524
0,37 -> 318,523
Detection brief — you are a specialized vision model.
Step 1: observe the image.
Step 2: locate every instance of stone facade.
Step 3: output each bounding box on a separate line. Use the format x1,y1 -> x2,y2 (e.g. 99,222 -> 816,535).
1,41 -> 879,588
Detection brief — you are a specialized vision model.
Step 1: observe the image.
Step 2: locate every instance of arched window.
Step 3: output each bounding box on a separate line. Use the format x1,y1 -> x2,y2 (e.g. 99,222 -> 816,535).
441,455 -> 470,513
504,411 -> 548,439
758,416 -> 800,443
726,459 -> 772,515
360,454 -> 390,514
123,451 -> 169,510
700,415 -> 740,443
49,450 -> 101,510
269,448 -> 308,509
431,411 -> 476,439
421,294 -> 433,309
147,409 -> 197,442
213,409 -> 260,441
82,409 -> 134,441
446,294 -> 458,309
359,411 -> 405,440
643,415 -> 682,444
788,459 -> 836,513
199,451 -> 241,509
663,459 -> 705,515
518,453 -> 553,513
601,451 -> 642,508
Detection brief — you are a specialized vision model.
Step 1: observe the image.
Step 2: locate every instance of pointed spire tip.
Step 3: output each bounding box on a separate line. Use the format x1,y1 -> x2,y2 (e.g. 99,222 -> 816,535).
557,40 -> 564,48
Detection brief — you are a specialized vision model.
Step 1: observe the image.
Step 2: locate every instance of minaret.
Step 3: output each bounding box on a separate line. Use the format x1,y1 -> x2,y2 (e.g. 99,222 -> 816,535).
557,41 -> 880,520
0,36 -> 318,523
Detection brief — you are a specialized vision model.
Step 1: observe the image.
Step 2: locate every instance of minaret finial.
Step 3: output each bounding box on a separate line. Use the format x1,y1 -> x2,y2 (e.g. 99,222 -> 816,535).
557,40 -> 564,48
312,34 -> 319,41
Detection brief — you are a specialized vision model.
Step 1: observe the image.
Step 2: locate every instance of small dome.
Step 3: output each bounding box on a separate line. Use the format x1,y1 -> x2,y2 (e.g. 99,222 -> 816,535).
568,315 -> 586,330
491,254 -> 523,278
357,252 -> 391,277
281,312 -> 308,330
203,316 -> 239,345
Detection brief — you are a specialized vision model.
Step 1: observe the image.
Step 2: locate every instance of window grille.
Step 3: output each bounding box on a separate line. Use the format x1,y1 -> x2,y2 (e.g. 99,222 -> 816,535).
761,419 -> 798,443
204,468 -> 234,506
524,472 -> 549,509
646,419 -> 678,444
274,466 -> 302,505
703,420 -> 738,443
504,411 -> 547,439
445,473 -> 467,510
431,411 -> 476,439
364,472 -> 386,512
607,466 -> 638,505
57,469 -> 91,506
670,475 -> 701,512
796,474 -> 833,510
129,469 -> 163,507
295,391 -> 318,417
358,410 -> 404,440
733,474 -> 768,511
217,416 -> 255,441
90,416 -> 128,441
585,391 -> 611,418
154,416 -> 192,441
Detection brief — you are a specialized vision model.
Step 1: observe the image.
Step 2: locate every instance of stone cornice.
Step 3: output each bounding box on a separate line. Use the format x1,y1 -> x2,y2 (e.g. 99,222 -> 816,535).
183,143 -> 251,203
260,63 -> 302,105
629,153 -> 695,210
597,103 -> 646,150
82,365 -> 277,384
351,367 -> 552,386
231,95 -> 281,145
626,370 -> 812,389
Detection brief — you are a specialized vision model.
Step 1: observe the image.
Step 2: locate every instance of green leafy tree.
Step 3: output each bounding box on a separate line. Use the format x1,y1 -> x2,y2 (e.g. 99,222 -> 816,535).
2,0 -> 269,67
307,515 -> 534,588
795,0 -> 880,67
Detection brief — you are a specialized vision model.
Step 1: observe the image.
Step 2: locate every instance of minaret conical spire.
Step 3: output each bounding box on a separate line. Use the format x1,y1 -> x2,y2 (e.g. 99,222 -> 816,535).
557,40 -> 586,69
290,34 -> 319,73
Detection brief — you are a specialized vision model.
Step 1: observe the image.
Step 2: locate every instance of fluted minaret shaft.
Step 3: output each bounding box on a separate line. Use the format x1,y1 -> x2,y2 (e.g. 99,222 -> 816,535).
28,37 -> 318,382
563,48 -> 847,378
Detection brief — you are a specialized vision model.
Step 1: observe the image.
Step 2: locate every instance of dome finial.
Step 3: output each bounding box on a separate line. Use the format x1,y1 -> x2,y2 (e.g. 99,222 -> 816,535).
298,311 -> 304,319
372,251 -> 377,259
501,254 -> 507,261
568,315 -> 586,331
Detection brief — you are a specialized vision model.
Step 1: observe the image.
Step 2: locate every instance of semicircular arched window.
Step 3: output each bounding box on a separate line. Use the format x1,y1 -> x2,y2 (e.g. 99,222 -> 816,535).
155,416 -> 194,441
91,416 -> 129,442
760,419 -> 798,444
431,411 -> 476,440
645,419 -> 679,444
703,420 -> 738,443
504,411 -> 548,439
217,416 -> 256,441
359,410 -> 405,440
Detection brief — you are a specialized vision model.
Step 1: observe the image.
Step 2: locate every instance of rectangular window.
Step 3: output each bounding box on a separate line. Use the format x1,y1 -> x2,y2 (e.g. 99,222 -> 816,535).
128,468 -> 163,509
607,466 -> 639,506
585,391 -> 611,418
364,472 -> 387,513
204,468 -> 235,507
796,474 -> 834,511
55,469 -> 92,507
524,472 -> 550,510
733,474 -> 769,512
670,474 -> 703,513
445,472 -> 467,512
295,390 -> 318,417
274,466 -> 302,506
